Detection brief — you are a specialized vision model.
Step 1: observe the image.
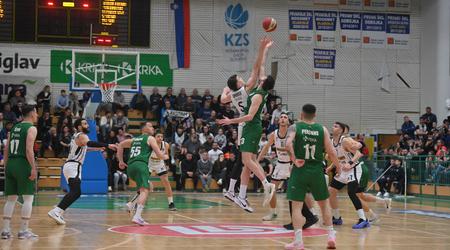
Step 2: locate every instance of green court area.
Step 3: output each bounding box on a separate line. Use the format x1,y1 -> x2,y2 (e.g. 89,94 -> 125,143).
31,193 -> 226,210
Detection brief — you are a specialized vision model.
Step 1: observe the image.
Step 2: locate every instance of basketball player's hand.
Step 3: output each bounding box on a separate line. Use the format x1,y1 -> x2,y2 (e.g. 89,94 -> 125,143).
294,159 -> 305,168
223,86 -> 231,95
108,144 -> 118,151
29,168 -> 37,181
218,117 -> 231,125
119,161 -> 127,170
343,163 -> 353,171
325,166 -> 334,174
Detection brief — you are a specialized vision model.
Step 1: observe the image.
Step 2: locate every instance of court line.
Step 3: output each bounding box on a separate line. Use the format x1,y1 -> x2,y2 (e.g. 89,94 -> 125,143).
173,213 -> 208,223
95,236 -> 134,250
37,227 -> 82,239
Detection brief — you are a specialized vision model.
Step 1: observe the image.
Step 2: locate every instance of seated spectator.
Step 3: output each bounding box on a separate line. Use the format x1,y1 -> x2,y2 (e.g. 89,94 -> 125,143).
116,128 -> 129,142
212,154 -> 227,190
435,139 -> 448,158
181,152 -> 198,191
36,85 -> 51,112
57,108 -> 73,134
183,133 -> 201,158
176,88 -> 188,109
211,96 -> 221,113
207,110 -> 218,133
194,118 -> 204,133
223,152 -> 239,192
113,110 -> 129,131
191,88 -> 203,110
199,125 -> 213,144
0,122 -> 13,147
202,135 -> 214,152
222,103 -> 235,120
421,107 -> 437,131
259,133 -> 269,155
163,87 -> 177,107
444,129 -> 450,148
96,125 -> 104,143
0,113 -> 4,131
112,91 -> 129,115
183,96 -> 196,113
68,92 -> 81,116
40,127 -> 60,157
149,87 -> 162,118
202,89 -> 214,105
105,130 -> 119,145
171,126 -> 187,160
208,142 -> 223,164
271,104 -> 283,124
214,128 -> 227,150
59,126 -> 72,157
197,151 -> 213,192
377,157 -> 404,197
401,116 -> 416,138
2,103 -> 17,124
100,111 -> 114,138
160,100 -> 172,127
56,89 -> 69,114
12,101 -> 24,121
266,100 -> 277,116
37,112 -> 52,140
130,92 -> 149,118
113,167 -> 128,192
9,89 -> 26,108
197,100 -> 212,121
80,91 -> 91,108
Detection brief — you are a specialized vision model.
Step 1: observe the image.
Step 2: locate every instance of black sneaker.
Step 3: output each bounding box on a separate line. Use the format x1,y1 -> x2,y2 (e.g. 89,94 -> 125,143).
168,202 -> 177,211
303,215 -> 319,229
283,223 -> 293,230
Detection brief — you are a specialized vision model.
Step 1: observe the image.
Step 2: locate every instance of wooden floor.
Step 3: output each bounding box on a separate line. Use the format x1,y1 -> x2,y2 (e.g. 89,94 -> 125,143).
1,191 -> 449,250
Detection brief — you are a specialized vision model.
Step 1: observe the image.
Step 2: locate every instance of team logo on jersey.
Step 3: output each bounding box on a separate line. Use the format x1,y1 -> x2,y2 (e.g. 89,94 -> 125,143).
109,223 -> 327,238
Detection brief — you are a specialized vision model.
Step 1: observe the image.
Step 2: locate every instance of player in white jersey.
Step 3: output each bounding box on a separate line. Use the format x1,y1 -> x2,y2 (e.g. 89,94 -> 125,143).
257,112 -> 319,228
327,122 -> 370,229
149,130 -> 176,211
220,37 -> 272,205
48,118 -> 117,225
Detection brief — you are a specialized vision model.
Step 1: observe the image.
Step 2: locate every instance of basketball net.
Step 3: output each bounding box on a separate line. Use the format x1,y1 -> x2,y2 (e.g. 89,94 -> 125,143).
98,82 -> 117,103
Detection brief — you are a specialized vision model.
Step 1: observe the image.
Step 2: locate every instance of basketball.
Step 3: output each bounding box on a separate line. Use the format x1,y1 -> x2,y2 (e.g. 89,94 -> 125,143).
262,17 -> 277,32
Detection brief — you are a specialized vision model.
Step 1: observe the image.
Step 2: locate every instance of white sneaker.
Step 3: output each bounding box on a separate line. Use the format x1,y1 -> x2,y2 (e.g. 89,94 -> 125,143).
48,209 -> 66,225
17,230 -> 38,239
384,198 -> 392,210
234,196 -> 254,213
217,179 -> 222,185
132,217 -> 150,226
383,192 -> 390,198
262,213 -> 277,221
224,191 -> 235,203
263,183 -> 276,208
376,192 -> 382,197
369,213 -> 380,224
126,202 -> 137,215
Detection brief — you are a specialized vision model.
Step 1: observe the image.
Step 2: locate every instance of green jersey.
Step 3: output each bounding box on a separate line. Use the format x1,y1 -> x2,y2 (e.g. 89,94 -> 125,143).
127,134 -> 152,165
293,122 -> 325,165
244,88 -> 268,126
8,122 -> 34,159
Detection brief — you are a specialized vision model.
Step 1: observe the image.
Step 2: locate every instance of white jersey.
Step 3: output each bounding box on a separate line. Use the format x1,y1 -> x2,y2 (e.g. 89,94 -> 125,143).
333,135 -> 362,184
66,132 -> 88,164
333,135 -> 353,165
230,86 -> 248,116
150,141 -> 167,165
274,129 -> 290,163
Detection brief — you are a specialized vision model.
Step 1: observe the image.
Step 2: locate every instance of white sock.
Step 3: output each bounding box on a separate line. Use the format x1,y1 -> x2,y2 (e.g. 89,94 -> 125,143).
294,229 -> 303,244
3,196 -> 17,232
262,179 -> 270,186
357,209 -> 366,220
228,179 -> 237,192
368,209 -> 376,219
270,208 -> 276,215
54,206 -> 64,213
134,204 -> 144,218
310,207 -> 317,216
326,225 -> 336,238
20,195 -> 34,231
376,197 -> 385,203
168,197 -> 173,204
332,209 -> 340,218
238,185 -> 248,199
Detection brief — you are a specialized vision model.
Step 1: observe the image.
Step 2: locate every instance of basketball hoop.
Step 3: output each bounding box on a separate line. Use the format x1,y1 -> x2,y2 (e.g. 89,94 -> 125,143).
98,82 -> 117,103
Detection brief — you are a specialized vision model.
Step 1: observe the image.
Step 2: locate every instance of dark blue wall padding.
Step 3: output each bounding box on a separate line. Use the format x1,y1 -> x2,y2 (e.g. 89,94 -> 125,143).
60,119 -> 108,194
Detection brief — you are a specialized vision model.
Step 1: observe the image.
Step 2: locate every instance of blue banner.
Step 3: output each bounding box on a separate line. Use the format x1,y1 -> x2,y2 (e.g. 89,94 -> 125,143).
314,49 -> 336,69
289,10 -> 314,45
339,12 -> 361,48
362,13 -> 385,31
314,10 -> 337,31
386,14 -> 410,49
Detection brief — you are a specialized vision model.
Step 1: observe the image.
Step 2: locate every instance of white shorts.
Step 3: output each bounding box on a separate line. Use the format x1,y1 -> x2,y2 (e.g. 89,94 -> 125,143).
148,160 -> 168,176
333,163 -> 362,184
271,162 -> 291,181
63,161 -> 82,182
237,123 -> 244,146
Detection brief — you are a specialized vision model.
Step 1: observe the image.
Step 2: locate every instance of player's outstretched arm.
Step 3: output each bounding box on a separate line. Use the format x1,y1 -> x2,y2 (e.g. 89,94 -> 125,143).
148,136 -> 169,160
258,132 -> 275,162
246,37 -> 271,92
218,94 -> 262,125
323,127 -> 342,170
26,127 -> 38,181
117,139 -> 133,169
220,87 -> 232,104
258,38 -> 274,81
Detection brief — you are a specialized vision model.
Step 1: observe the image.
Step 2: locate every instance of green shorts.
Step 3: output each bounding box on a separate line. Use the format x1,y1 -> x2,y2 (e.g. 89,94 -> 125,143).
357,163 -> 369,193
240,123 -> 262,154
5,158 -> 35,196
127,161 -> 150,189
287,163 -> 329,202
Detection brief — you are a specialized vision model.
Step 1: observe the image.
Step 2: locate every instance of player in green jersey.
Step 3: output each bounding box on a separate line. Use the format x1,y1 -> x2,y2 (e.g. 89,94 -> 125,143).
284,104 -> 342,250
1,105 -> 38,239
219,64 -> 277,212
117,122 -> 168,226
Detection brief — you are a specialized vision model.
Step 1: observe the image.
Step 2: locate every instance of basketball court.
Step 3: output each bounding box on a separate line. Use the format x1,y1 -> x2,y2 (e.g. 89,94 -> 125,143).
0,192 -> 449,250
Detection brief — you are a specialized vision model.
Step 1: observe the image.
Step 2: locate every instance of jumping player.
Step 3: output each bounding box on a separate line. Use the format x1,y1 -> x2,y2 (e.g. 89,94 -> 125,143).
149,130 -> 176,211
257,112 -> 318,229
48,118 -> 118,225
221,37 -> 273,204
218,72 -> 277,211
285,104 -> 340,250
117,122 -> 168,225
1,105 -> 38,239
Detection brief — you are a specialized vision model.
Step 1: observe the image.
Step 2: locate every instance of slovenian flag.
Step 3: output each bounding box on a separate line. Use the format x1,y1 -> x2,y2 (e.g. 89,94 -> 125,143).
170,0 -> 190,69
